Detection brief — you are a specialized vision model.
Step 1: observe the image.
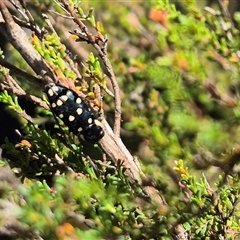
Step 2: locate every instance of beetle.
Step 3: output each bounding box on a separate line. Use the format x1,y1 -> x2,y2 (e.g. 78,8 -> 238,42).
45,83 -> 104,143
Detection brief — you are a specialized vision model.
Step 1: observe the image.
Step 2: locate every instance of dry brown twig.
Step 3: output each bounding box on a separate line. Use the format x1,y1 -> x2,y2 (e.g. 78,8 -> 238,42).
0,1 -> 56,84
0,1 -> 165,206
217,0 -> 235,30
0,70 -> 47,123
58,0 -> 122,136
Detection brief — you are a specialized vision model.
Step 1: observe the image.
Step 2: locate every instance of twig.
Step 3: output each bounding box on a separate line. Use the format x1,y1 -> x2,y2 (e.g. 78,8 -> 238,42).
217,0 -> 234,29
9,0 -> 44,39
9,0 -> 30,21
59,0 -> 122,136
41,13 -> 83,80
0,80 -> 48,111
0,164 -> 42,239
0,59 -> 42,87
0,75 -> 35,124
81,62 -> 115,98
66,212 -> 95,230
53,154 -> 75,174
99,119 -> 165,205
0,1 -> 56,86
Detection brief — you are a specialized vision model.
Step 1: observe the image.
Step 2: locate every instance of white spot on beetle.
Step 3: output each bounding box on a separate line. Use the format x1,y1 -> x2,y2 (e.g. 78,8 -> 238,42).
56,99 -> 63,106
88,118 -> 93,124
61,95 -> 68,101
51,103 -> 56,108
76,98 -> 82,104
52,86 -> 59,92
69,115 -> 75,122
48,89 -> 54,97
76,108 -> 83,115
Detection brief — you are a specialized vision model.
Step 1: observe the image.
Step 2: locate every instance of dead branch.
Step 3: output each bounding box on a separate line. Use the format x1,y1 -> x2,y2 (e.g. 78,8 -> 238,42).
59,0 -> 122,136
0,1 -> 56,86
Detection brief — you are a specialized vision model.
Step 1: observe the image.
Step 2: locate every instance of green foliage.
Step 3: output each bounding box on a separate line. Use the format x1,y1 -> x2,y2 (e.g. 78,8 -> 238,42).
0,90 -> 23,113
32,32 -> 77,79
1,0 -> 240,239
18,176 -> 136,239
175,160 -> 240,239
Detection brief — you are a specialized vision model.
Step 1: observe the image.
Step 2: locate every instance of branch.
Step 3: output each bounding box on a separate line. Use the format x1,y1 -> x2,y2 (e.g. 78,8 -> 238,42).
59,0 -> 122,136
0,59 -> 42,87
217,0 -> 235,30
99,119 -> 165,205
0,71 -> 49,111
0,1 -> 56,86
0,164 -> 42,239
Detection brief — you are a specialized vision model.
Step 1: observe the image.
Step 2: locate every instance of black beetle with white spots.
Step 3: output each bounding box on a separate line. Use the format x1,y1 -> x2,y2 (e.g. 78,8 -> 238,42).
45,83 -> 104,143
